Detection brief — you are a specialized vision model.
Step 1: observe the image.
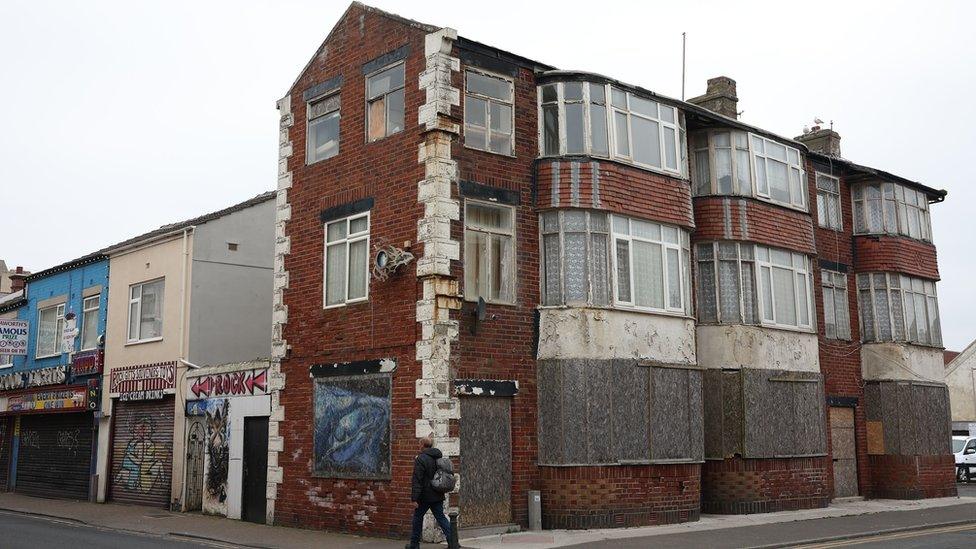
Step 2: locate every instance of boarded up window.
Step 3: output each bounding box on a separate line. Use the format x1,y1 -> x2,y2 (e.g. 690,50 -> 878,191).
863,380 -> 951,456
313,374 -> 391,479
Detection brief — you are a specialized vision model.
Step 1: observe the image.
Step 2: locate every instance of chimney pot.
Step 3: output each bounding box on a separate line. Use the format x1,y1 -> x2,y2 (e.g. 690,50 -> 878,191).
795,127 -> 842,157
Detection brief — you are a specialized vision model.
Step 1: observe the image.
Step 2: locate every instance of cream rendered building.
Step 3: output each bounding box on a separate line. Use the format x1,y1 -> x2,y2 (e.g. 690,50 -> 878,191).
946,340 -> 976,436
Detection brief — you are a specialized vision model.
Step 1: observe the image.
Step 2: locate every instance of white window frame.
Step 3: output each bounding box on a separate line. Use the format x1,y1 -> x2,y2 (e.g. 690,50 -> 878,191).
750,134 -> 807,210
464,68 -> 515,156
36,303 -> 65,358
695,241 -> 759,325
127,279 -> 165,344
365,62 -> 405,143
821,269 -> 851,340
0,354 -> 11,369
463,200 -> 516,305
610,215 -> 691,315
755,246 -> 814,331
306,91 -> 341,164
539,209 -> 611,307
858,273 -> 942,346
80,295 -> 100,351
852,182 -> 932,242
323,212 -> 371,309
816,173 -> 843,230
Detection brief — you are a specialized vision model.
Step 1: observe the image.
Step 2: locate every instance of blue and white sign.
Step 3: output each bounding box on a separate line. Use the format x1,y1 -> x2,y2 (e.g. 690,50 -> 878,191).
0,319 -> 29,356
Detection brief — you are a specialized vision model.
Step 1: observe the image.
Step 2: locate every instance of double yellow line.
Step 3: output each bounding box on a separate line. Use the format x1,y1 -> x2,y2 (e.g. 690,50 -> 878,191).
795,522 -> 976,548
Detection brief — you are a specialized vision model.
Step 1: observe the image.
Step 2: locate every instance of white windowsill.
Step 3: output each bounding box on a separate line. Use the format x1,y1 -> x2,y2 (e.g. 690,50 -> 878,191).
125,337 -> 163,347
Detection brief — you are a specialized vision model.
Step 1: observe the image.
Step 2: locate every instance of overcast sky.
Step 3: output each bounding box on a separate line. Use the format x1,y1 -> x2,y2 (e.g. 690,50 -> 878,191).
1,1 -> 973,349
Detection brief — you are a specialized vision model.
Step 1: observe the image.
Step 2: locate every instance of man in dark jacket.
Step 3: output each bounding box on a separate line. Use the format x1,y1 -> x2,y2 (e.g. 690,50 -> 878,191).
407,437 -> 455,549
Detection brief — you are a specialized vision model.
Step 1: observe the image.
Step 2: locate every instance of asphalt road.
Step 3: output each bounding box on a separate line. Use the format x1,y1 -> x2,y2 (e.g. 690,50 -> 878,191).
0,510 -> 232,549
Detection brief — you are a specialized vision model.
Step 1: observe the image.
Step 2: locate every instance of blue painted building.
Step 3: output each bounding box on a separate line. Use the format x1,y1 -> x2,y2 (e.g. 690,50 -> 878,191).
0,253 -> 108,500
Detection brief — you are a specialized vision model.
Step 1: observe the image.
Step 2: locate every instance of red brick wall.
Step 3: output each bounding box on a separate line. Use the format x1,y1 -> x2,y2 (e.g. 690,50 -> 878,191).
540,464 -> 701,529
701,457 -> 831,514
692,197 -> 817,254
535,159 -> 694,229
867,454 -> 957,499
276,6 -> 430,537
853,235 -> 940,280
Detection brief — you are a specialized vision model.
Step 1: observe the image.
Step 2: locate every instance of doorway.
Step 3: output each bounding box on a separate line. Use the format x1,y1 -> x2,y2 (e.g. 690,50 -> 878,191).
241,417 -> 268,524
459,397 -> 512,528
185,418 -> 205,511
829,406 -> 859,498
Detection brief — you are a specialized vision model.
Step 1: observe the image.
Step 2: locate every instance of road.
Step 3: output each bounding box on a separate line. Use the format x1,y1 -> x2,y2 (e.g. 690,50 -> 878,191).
0,510 -> 232,549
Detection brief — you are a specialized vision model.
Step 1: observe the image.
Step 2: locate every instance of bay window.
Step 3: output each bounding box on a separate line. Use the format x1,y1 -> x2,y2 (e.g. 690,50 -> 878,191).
540,210 -> 610,306
464,70 -> 514,155
324,213 -> 370,307
538,81 -> 684,175
464,201 -> 515,304
611,216 -> 691,314
858,273 -> 941,346
852,182 -> 932,241
821,270 -> 851,340
37,303 -> 65,357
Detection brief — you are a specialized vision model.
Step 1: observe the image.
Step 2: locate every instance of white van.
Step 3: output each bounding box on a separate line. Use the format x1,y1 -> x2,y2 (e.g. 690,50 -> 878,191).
954,436 -> 976,481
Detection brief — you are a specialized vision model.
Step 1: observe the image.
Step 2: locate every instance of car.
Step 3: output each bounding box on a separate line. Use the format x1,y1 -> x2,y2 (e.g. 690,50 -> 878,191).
953,435 -> 976,482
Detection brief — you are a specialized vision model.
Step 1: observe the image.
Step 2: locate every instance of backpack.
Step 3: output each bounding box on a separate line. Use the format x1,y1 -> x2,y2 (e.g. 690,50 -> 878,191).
430,456 -> 456,493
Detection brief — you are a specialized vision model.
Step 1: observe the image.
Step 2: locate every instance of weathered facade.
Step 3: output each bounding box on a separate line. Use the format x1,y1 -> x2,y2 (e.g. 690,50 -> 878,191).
273,2 -> 953,537
945,341 -> 976,437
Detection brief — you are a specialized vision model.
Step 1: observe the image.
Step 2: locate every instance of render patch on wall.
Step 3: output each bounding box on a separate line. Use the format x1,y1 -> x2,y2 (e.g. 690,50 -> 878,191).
313,374 -> 391,479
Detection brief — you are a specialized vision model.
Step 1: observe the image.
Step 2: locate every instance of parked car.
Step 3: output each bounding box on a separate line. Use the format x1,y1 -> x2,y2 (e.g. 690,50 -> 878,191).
953,436 -> 976,482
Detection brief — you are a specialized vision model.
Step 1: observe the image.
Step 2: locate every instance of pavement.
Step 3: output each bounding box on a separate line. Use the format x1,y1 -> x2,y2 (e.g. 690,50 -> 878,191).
0,485 -> 973,548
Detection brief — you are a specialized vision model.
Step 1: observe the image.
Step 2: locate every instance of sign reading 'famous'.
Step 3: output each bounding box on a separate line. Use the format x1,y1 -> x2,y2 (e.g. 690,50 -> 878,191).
0,319 -> 29,356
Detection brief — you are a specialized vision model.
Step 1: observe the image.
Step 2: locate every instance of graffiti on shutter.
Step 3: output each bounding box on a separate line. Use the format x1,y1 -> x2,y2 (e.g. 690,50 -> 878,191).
15,413 -> 93,500
110,397 -> 174,508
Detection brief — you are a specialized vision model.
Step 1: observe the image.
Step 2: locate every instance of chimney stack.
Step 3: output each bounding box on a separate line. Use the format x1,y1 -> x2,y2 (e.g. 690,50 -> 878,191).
688,76 -> 739,119
795,126 -> 842,157
9,266 -> 27,293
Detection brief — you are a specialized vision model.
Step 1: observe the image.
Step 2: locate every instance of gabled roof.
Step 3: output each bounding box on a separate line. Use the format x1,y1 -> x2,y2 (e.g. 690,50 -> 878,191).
946,339 -> 976,377
0,290 -> 25,313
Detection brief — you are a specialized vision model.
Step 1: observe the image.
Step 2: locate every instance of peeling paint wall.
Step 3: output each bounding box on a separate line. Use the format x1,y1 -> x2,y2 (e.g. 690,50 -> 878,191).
696,325 -> 820,372
861,342 -> 944,383
945,351 -> 976,423
538,308 -> 696,364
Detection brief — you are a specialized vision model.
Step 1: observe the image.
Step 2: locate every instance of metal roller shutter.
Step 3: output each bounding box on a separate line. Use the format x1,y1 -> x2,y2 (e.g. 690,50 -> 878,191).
110,397 -> 174,508
0,417 -> 12,491
16,413 -> 94,500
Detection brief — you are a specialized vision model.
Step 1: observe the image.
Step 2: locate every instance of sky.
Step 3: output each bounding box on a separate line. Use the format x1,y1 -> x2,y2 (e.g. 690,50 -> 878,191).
1,0 -> 973,349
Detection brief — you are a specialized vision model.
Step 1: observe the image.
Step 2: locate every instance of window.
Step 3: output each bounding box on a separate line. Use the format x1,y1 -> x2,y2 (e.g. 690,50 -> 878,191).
540,210 -> 610,306
858,273 -> 941,346
538,81 -> 684,175
464,201 -> 515,303
128,280 -> 164,343
80,295 -> 100,350
816,173 -> 842,230
307,92 -> 340,163
751,135 -> 806,209
324,213 -> 370,307
36,303 -> 65,357
821,270 -> 851,340
464,70 -> 514,155
0,352 -> 12,368
696,242 -> 813,330
853,182 -> 932,241
611,216 -> 691,314
366,63 -> 405,142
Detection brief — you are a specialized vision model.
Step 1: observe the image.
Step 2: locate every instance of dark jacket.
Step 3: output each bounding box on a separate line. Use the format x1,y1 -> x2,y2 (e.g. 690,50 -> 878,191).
411,447 -> 445,503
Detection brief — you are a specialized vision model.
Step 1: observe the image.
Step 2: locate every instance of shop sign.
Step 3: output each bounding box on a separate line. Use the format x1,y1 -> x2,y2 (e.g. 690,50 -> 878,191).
61,317 -> 78,351
7,386 -> 87,413
0,365 -> 68,392
0,319 -> 29,356
87,378 -> 100,411
71,349 -> 103,377
188,368 -> 268,400
110,361 -> 176,401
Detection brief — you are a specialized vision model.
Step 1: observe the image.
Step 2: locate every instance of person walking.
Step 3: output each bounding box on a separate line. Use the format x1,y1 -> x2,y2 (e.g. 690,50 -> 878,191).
407,436 -> 457,549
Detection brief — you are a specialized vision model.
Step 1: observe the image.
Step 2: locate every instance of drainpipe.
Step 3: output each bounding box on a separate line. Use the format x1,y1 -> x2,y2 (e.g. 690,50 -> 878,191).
173,225 -> 194,511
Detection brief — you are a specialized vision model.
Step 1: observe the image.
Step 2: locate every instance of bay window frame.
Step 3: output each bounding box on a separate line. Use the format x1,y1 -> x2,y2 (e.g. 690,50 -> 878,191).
539,210 -> 610,307
852,181 -> 932,242
610,215 -> 690,315
858,272 -> 941,346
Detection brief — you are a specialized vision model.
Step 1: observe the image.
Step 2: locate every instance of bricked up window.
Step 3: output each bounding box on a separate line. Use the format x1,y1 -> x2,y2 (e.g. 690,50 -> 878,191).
852,182 -> 932,242
821,270 -> 851,340
307,92 -> 340,163
539,210 -> 610,307
464,201 -> 515,304
464,70 -> 514,155
324,213 -> 370,307
366,63 -> 404,142
858,273 -> 941,346
816,173 -> 842,230
611,215 -> 691,315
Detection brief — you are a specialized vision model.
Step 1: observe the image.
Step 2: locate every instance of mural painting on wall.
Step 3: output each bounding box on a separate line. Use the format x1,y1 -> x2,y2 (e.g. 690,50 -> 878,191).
205,399 -> 230,510
115,415 -> 167,494
313,375 -> 392,479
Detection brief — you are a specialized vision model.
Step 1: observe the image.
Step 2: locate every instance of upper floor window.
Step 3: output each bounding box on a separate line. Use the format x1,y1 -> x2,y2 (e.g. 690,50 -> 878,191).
464,70 -> 514,156
307,92 -> 340,163
366,63 -> 404,142
80,295 -> 100,351
821,270 -> 851,340
36,303 -> 65,357
324,213 -> 370,308
464,201 -> 515,304
541,210 -> 610,307
128,279 -> 164,343
858,273 -> 941,346
539,81 -> 684,175
691,130 -> 807,210
852,182 -> 932,241
696,242 -> 813,331
612,216 -> 691,314
816,173 -> 842,230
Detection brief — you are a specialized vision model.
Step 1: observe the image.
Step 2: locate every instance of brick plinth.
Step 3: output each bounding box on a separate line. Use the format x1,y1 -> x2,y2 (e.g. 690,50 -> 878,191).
867,454 -> 957,499
539,464 -> 701,529
701,457 -> 830,514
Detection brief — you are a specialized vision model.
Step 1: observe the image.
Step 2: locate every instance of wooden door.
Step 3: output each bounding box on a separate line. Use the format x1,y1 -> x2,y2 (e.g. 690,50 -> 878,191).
242,417 -> 268,524
830,406 -> 858,498
184,418 -> 205,511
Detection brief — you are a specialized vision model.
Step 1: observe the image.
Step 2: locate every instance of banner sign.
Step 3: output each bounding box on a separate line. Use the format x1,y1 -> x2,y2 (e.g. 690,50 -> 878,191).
110,361 -> 176,401
0,365 -> 68,392
188,368 -> 268,400
71,349 -> 103,377
0,319 -> 29,356
87,378 -> 100,411
7,386 -> 87,413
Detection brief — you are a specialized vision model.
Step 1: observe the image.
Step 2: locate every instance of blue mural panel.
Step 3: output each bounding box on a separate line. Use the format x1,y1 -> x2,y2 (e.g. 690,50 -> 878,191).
313,374 -> 391,479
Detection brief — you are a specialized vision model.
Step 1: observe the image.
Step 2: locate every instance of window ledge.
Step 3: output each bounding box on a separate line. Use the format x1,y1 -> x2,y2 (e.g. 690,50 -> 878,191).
537,304 -> 694,321
697,321 -> 817,336
324,298 -> 368,310
34,353 -> 63,360
694,192 -> 809,215
463,296 -> 516,307
125,337 -> 163,347
852,232 -> 933,245
862,340 -> 944,351
463,143 -> 516,159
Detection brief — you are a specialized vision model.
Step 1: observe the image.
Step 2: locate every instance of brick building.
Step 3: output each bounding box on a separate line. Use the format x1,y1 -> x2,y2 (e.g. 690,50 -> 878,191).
269,2 -> 953,537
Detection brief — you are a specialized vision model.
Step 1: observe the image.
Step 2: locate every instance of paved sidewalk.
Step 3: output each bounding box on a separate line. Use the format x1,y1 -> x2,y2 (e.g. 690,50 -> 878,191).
462,494 -> 976,548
